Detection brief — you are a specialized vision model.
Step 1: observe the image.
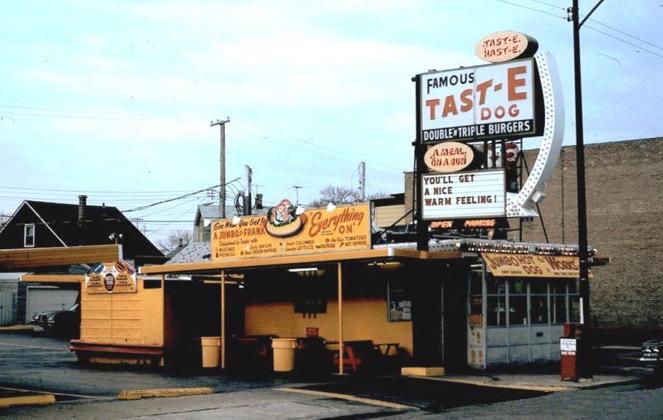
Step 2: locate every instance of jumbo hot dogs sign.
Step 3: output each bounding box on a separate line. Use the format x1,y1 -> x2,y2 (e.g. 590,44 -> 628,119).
211,201 -> 371,260
420,58 -> 537,142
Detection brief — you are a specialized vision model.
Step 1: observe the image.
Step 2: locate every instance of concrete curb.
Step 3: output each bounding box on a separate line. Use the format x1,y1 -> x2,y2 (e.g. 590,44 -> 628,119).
404,376 -> 574,393
276,387 -> 416,411
0,325 -> 39,334
0,394 -> 56,409
117,387 -> 214,400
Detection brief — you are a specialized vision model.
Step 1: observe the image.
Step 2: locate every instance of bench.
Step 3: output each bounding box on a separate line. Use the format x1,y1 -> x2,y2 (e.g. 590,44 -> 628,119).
70,340 -> 164,366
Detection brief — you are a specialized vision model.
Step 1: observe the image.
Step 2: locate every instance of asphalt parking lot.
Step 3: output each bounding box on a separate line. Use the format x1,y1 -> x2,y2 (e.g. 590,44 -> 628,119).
1,332 -> 661,418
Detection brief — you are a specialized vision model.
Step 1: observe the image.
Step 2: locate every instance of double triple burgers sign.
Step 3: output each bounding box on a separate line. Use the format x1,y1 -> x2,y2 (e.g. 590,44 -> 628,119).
415,31 -> 564,222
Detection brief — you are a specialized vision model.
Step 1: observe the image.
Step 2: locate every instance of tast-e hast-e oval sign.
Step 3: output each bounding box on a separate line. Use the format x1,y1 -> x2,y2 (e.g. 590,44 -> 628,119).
475,31 -> 538,63
424,142 -> 475,173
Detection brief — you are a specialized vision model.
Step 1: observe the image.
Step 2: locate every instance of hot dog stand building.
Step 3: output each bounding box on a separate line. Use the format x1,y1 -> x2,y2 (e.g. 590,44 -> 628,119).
63,31 -> 601,373
62,200 -> 593,373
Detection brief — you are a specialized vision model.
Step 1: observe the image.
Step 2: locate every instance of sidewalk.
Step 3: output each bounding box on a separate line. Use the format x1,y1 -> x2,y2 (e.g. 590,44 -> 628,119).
411,371 -> 643,392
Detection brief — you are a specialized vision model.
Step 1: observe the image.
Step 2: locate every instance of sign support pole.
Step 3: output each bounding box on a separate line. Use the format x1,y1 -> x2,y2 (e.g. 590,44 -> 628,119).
413,74 -> 429,252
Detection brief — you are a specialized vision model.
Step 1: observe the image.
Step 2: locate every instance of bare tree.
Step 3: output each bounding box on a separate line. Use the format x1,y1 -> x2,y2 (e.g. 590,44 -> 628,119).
158,230 -> 192,255
309,185 -> 361,208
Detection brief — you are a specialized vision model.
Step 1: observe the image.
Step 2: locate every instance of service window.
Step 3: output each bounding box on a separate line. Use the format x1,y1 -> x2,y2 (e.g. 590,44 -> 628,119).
487,277 -> 506,327
529,281 -> 548,325
508,279 -> 528,326
387,278 -> 411,321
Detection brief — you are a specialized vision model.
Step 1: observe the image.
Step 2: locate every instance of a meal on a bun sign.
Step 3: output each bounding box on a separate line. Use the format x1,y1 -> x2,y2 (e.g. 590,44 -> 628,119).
424,141 -> 476,173
211,201 -> 371,260
85,260 -> 137,294
419,58 -> 536,142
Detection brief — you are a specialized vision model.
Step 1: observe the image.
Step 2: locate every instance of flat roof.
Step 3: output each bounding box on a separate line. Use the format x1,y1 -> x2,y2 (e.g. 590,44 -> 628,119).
139,247 -> 462,275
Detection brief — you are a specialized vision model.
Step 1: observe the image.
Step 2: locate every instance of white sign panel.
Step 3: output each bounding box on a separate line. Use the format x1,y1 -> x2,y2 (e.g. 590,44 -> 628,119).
420,59 -> 536,142
560,338 -> 577,353
422,169 -> 505,220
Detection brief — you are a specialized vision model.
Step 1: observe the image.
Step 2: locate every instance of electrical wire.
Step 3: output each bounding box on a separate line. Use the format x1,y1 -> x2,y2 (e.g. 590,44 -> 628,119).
122,178 -> 241,212
494,0 -> 567,19
584,24 -> 663,60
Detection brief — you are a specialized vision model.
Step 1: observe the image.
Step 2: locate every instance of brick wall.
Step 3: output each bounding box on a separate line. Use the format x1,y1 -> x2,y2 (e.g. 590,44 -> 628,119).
404,137 -> 663,332
517,137 -> 663,331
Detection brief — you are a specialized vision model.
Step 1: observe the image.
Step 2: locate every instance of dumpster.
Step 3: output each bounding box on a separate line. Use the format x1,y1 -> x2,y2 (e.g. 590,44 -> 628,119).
201,336 -> 222,368
271,338 -> 297,372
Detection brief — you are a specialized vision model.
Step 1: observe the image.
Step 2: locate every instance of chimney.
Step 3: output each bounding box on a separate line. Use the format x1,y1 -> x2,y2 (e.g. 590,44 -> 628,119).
78,195 -> 87,225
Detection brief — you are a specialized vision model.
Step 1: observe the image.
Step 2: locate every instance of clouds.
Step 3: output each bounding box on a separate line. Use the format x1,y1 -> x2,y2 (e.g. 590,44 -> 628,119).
2,0 -> 662,244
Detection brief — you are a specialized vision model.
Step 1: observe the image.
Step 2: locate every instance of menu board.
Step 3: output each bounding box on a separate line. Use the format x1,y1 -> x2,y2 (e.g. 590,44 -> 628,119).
85,260 -> 136,294
211,202 -> 371,260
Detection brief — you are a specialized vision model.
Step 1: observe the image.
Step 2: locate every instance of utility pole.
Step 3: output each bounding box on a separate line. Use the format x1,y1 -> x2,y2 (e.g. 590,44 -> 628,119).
210,117 -> 230,218
358,161 -> 366,201
292,185 -> 303,205
244,165 -> 253,215
569,0 -> 604,379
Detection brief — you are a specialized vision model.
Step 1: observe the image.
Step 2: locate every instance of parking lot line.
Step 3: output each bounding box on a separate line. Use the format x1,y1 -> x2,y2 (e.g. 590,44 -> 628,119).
0,394 -> 55,409
0,386 -> 112,401
276,387 -> 415,411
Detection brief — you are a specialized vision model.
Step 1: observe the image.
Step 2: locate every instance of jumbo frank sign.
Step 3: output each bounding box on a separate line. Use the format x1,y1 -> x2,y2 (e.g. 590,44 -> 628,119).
420,58 -> 537,142
211,202 -> 371,260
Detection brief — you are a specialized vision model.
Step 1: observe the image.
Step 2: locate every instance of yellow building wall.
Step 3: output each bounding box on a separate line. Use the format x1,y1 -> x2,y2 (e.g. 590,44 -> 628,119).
375,204 -> 406,229
80,279 -> 164,346
245,298 -> 413,355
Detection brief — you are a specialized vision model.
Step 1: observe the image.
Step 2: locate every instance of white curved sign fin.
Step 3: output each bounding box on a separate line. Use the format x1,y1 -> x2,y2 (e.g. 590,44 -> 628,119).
506,51 -> 564,217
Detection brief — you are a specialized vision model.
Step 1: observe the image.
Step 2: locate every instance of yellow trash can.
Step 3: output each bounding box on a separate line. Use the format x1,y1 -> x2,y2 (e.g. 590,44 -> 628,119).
271,338 -> 298,372
201,336 -> 222,368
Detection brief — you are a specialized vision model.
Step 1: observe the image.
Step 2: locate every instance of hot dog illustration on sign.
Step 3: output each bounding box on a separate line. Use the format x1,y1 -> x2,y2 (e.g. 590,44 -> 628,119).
264,199 -> 307,238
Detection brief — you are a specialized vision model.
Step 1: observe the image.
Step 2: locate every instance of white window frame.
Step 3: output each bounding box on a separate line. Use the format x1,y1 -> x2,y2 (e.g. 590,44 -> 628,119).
24,223 -> 35,247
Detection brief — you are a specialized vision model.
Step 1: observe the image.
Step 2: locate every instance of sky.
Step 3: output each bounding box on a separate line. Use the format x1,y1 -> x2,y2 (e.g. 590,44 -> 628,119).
1,0 -> 662,247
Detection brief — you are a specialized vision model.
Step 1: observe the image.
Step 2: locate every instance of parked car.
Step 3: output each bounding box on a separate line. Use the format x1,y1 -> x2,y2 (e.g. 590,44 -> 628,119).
30,302 -> 80,338
640,339 -> 662,364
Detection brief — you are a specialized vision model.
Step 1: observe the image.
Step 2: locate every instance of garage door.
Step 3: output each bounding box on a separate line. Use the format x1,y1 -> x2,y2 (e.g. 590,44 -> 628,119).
25,287 -> 78,323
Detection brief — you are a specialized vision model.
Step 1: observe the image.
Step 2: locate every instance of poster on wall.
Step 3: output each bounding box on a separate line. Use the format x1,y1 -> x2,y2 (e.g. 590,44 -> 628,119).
85,260 -> 137,294
421,169 -> 506,220
419,58 -> 537,142
211,201 -> 371,261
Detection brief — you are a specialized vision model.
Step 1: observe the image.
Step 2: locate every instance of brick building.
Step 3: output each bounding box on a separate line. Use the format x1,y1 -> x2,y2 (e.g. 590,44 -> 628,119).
402,137 -> 663,338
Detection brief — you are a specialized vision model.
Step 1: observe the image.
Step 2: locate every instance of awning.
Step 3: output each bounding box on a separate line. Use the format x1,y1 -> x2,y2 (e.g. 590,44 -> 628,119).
481,253 -> 592,278
140,247 -> 462,275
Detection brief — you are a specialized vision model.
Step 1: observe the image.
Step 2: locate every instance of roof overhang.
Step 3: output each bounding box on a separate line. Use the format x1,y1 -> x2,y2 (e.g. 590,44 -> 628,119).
0,244 -> 121,272
21,274 -> 85,284
140,247 -> 462,276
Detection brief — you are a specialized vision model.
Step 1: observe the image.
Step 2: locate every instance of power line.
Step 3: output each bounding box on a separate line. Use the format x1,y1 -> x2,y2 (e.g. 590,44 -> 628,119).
0,105 -> 207,120
584,24 -> 663,60
494,0 -> 567,19
525,0 -> 565,10
122,178 -> 241,212
0,184 -> 193,194
587,18 -> 663,52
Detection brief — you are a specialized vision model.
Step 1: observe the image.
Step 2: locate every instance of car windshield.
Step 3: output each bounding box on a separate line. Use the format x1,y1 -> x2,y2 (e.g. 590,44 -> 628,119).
67,303 -> 79,311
